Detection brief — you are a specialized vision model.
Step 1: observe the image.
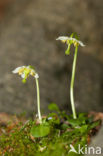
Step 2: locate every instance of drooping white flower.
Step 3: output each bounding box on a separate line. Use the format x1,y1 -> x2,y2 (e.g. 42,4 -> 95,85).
12,65 -> 39,82
56,36 -> 85,47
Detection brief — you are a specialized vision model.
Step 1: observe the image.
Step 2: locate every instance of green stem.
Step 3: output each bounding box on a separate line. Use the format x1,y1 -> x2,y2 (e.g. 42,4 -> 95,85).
70,46 -> 78,119
35,78 -> 42,124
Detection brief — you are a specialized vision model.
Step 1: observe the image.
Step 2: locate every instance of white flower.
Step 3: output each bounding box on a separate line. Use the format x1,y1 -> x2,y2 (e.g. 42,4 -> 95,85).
56,36 -> 85,47
12,65 -> 38,81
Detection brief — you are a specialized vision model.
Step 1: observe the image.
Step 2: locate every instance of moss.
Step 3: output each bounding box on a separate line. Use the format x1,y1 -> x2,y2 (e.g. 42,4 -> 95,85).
0,111 -> 100,156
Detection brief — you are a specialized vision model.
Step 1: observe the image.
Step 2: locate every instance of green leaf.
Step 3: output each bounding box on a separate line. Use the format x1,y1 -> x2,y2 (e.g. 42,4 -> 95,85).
61,124 -> 70,130
78,113 -> 87,118
30,123 -> 50,138
79,125 -> 88,134
87,116 -> 94,124
88,120 -> 100,130
48,112 -> 57,117
48,103 -> 60,112
68,118 -> 81,127
78,113 -> 87,124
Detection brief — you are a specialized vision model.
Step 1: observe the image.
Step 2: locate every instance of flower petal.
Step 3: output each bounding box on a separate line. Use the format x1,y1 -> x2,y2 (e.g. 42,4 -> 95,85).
56,36 -> 69,43
12,67 -> 21,73
57,36 -> 85,47
56,36 -> 69,41
78,40 -> 85,47
12,66 -> 25,73
21,73 -> 25,78
35,73 -> 39,79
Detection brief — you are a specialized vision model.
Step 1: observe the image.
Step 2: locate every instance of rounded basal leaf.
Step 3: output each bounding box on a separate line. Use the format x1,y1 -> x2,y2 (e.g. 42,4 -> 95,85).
68,118 -> 81,127
48,103 -> 59,112
30,124 -> 50,138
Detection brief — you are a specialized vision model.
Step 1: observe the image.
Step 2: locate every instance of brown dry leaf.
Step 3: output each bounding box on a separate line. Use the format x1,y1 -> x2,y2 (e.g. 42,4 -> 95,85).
89,111 -> 103,121
0,0 -> 13,20
0,113 -> 16,125
87,135 -> 91,144
30,135 -> 35,142
0,112 -> 26,127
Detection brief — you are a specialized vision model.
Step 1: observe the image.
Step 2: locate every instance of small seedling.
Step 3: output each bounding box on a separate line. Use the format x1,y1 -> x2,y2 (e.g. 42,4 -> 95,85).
56,33 -> 85,119
12,65 -> 42,124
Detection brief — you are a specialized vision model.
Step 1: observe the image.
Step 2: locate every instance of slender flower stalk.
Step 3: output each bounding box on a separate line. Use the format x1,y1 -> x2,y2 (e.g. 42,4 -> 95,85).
12,65 -> 42,123
35,75 -> 42,123
70,46 -> 78,119
56,33 -> 85,119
